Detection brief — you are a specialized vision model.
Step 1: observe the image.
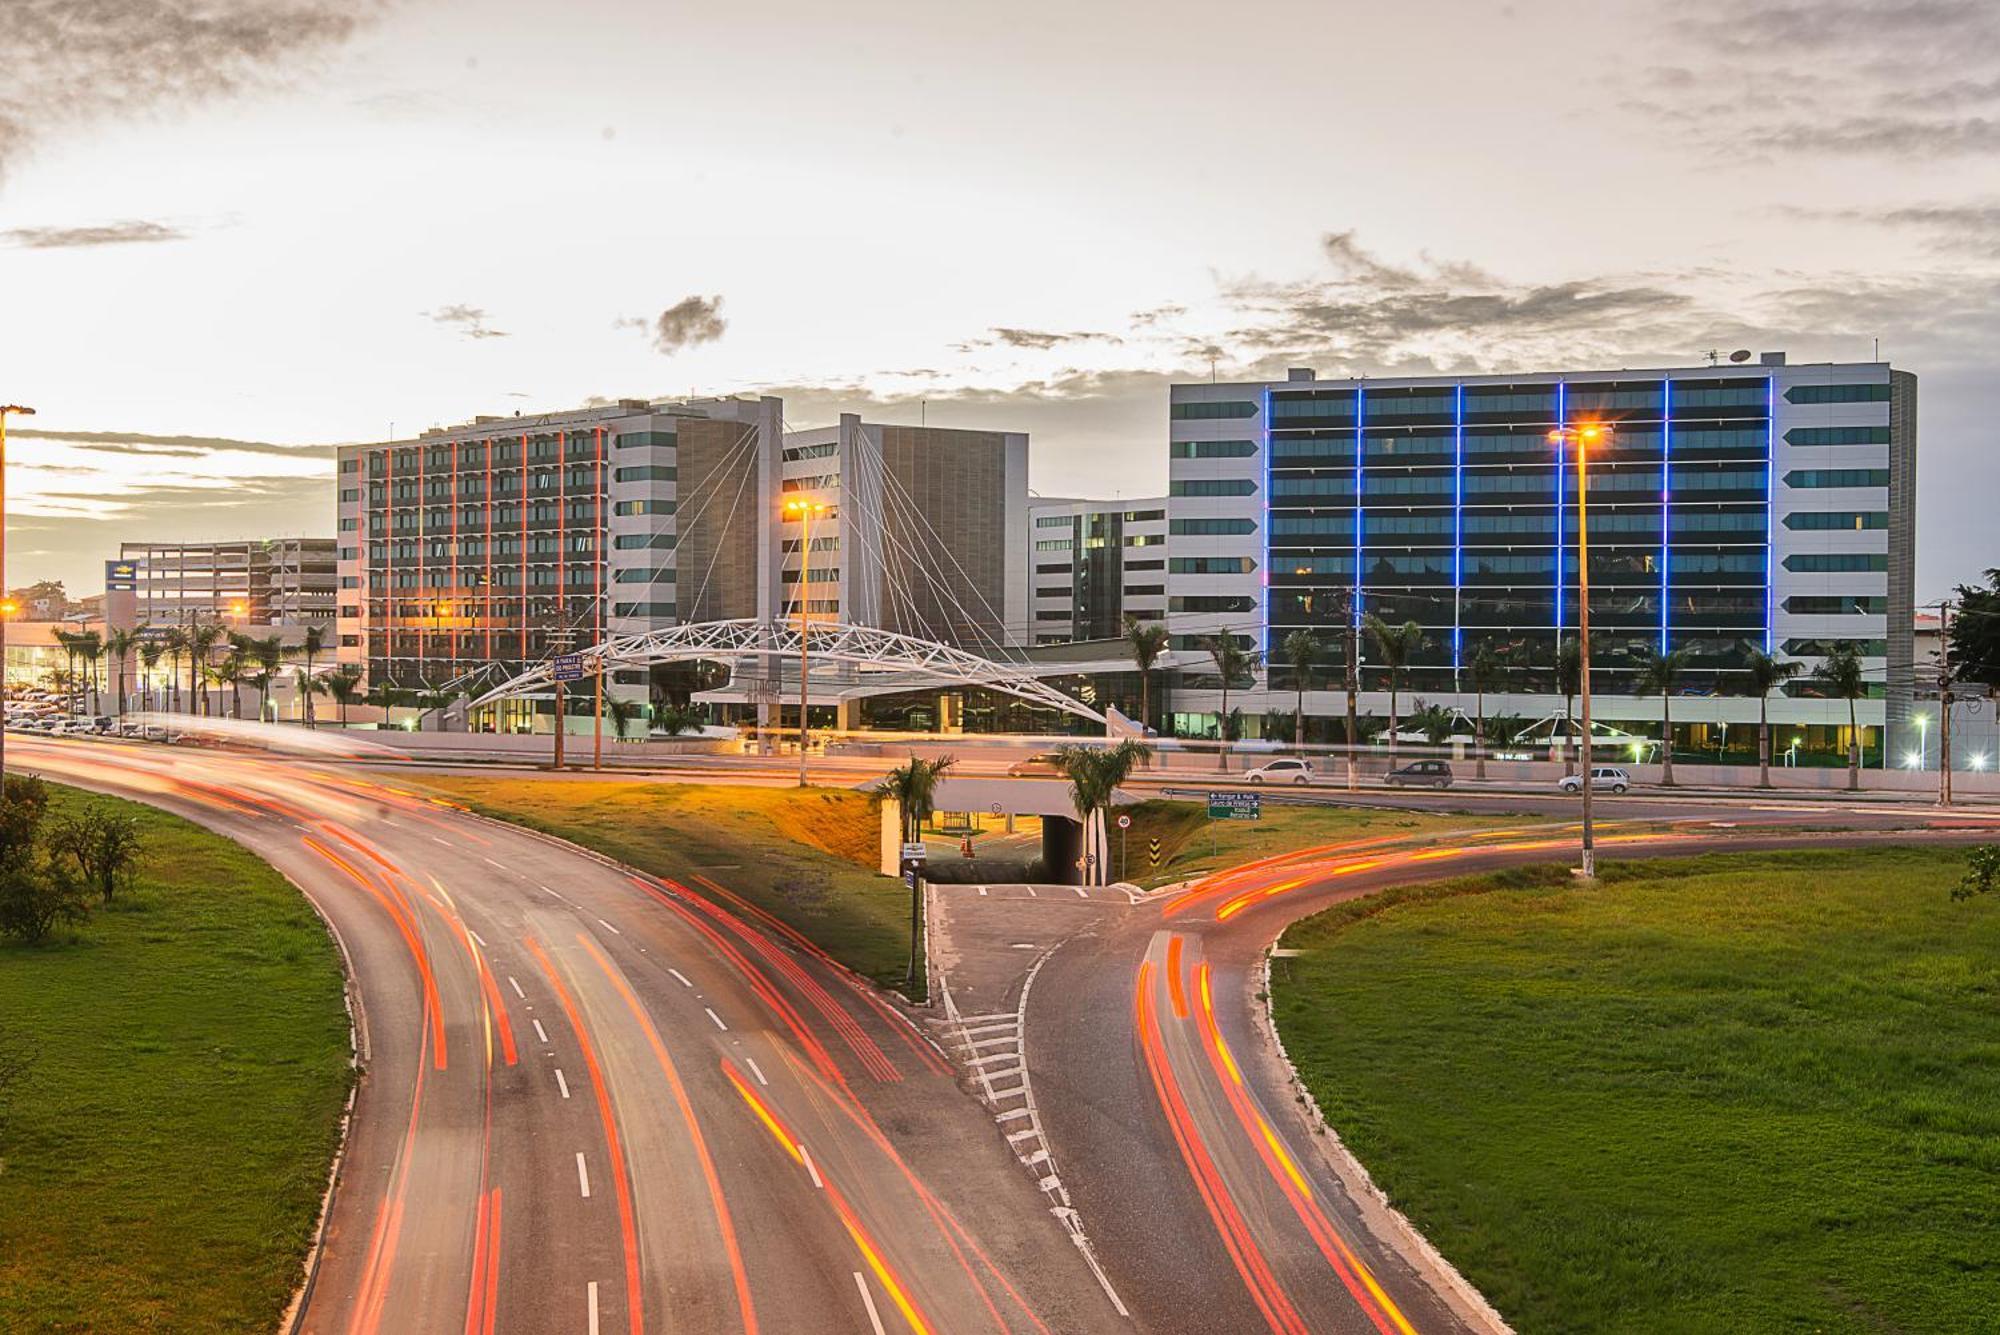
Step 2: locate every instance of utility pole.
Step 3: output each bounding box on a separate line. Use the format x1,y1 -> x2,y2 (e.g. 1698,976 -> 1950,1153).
783,498 -> 826,787
1939,601 -> 1955,807
0,405 -> 35,793
593,651 -> 604,772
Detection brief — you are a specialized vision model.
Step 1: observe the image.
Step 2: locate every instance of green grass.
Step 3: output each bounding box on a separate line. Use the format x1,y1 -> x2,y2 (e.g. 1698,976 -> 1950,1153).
1271,846 -> 2000,1334
1122,798 -> 1514,887
410,776 -> 921,992
0,785 -> 352,1333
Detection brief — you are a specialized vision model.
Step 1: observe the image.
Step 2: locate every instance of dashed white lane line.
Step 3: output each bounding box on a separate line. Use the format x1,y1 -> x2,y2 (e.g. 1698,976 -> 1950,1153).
853,1272 -> 886,1335
532,1020 -> 550,1045
540,884 -> 569,903
801,1146 -> 824,1190
575,1152 -> 591,1198
587,1281 -> 600,1335
744,1056 -> 768,1087
1025,886 -> 1039,898
469,929 -> 488,947
481,856 -> 506,870
431,836 -> 452,847
1072,886 -> 1090,899
507,976 -> 526,1000
597,918 -> 622,936
704,1007 -> 728,1032
668,968 -> 693,988
555,1069 -> 571,1100
977,886 -> 989,897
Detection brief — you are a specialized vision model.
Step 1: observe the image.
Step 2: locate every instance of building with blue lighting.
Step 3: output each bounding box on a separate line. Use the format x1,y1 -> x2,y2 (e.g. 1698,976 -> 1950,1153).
1163,356 -> 1917,764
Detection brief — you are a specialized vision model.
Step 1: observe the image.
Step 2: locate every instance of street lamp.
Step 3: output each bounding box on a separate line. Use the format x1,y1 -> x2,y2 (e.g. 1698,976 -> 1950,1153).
1547,419 -> 1610,878
0,404 -> 35,792
782,496 -> 827,787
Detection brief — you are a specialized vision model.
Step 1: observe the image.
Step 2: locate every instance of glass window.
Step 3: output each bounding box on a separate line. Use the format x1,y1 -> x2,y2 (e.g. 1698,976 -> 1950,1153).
1784,596 -> 1887,615
1784,469 -> 1890,489
1785,426 -> 1890,447
1784,383 -> 1890,405
1170,439 -> 1257,458
1170,478 -> 1257,497
613,465 -> 677,483
1170,557 -> 1257,574
1170,401 -> 1259,420
1783,553 -> 1886,573
1171,518 -> 1257,535
1783,511 -> 1889,531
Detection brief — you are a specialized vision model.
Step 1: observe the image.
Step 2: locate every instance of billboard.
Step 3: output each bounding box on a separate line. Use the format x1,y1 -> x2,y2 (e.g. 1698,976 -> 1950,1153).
104,559 -> 140,592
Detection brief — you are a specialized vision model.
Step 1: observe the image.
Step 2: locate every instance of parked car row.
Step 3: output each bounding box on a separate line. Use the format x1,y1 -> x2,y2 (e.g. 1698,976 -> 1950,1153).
1213,756 -> 1635,796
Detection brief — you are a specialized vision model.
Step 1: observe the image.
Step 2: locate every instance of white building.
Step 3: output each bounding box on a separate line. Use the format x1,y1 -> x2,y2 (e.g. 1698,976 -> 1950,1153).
1027,496 -> 1169,644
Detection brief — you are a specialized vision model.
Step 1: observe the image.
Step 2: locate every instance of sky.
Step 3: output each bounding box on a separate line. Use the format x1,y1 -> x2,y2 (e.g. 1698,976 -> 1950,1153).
1,0 -> 1996,600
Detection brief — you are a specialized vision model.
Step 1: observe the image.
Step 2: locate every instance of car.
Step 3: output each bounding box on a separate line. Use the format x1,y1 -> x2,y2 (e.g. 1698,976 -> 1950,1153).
1007,752 -> 1064,777
1559,766 -> 1631,795
1385,759 -> 1454,789
1244,758 -> 1315,785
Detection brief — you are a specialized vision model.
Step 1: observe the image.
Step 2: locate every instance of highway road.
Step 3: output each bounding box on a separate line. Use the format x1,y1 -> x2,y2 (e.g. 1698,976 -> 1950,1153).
12,736 -> 1117,1335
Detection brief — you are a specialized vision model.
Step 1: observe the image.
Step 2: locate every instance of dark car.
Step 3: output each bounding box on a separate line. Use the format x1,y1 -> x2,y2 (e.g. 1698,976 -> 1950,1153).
1385,759 -> 1454,789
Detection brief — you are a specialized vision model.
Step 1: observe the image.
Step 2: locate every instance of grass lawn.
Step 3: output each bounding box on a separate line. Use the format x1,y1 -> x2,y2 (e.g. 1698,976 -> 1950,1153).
408,776 -> 920,991
1271,847 -> 2000,1334
0,785 -> 352,1333
1123,798 -> 1515,887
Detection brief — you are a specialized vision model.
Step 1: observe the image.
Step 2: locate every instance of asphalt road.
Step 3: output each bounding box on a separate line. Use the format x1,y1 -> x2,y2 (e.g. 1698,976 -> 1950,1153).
13,736 -> 1119,1335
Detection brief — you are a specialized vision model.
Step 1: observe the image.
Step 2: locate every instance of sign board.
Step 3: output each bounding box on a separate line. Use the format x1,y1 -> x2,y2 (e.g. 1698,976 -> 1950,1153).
900,841 -> 928,862
1148,837 -> 1162,866
104,559 -> 139,592
552,653 -> 585,683
903,869 -> 919,891
1207,791 -> 1262,821
1116,814 -> 1132,829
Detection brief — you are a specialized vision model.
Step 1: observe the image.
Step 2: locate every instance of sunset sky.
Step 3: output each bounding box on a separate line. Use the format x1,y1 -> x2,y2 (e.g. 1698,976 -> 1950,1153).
2,0 -> 1995,598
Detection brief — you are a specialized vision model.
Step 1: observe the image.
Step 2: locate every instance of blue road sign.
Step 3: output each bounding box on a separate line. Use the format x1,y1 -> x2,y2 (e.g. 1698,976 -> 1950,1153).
552,653 -> 585,683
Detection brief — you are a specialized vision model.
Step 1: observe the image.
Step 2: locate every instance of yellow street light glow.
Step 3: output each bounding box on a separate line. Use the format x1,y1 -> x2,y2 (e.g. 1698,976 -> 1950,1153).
0,600 -> 15,617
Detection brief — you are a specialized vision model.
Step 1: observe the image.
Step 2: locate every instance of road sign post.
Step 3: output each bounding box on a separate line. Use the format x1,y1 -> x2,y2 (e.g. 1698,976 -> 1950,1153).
1117,812 -> 1132,882
550,652 -> 584,771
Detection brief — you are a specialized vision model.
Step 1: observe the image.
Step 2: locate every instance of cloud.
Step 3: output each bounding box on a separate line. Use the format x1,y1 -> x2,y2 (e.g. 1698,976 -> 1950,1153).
957,327 -> 1125,352
627,295 -> 727,355
2,219 -> 189,248
1784,201 -> 2000,257
426,304 -> 508,339
0,1 -> 387,180
12,427 -> 333,461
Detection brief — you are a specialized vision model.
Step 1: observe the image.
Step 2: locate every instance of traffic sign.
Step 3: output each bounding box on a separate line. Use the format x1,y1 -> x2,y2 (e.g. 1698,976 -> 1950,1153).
1116,813 -> 1132,829
1207,791 -> 1262,821
900,841 -> 928,862
552,653 -> 585,683
1148,837 -> 1162,866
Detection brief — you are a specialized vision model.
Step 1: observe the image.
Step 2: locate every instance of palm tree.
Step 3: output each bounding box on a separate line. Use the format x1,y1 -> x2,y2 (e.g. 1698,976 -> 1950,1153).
1201,634 -> 1259,771
326,666 -> 365,727
1636,646 -> 1692,785
51,630 -> 82,715
1555,637 -> 1582,775
300,625 -> 328,727
74,631 -> 104,715
606,696 -> 644,739
160,626 -> 188,713
1123,615 -> 1169,735
138,638 -> 165,713
1744,647 -> 1803,788
876,754 -> 956,991
1812,643 -> 1869,791
212,654 -> 245,719
187,622 -> 225,716
250,634 -> 284,721
1468,643 -> 1500,781
103,627 -> 138,714
1055,739 -> 1153,886
1279,630 -> 1321,752
1364,615 -> 1426,764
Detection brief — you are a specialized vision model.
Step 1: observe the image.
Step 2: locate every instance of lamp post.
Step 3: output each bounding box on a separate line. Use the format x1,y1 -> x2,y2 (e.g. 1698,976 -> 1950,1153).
1548,419 -> 1610,878
783,497 -> 826,787
0,404 -> 35,792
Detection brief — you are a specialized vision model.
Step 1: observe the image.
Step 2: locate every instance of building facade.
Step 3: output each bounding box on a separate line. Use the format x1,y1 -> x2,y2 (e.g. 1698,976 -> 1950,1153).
1165,357 -> 1917,758
118,538 -> 337,627
1027,497 -> 1169,644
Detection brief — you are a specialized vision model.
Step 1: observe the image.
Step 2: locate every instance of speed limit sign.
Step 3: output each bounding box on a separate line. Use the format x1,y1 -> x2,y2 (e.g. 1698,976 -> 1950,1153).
1116,814 -> 1132,829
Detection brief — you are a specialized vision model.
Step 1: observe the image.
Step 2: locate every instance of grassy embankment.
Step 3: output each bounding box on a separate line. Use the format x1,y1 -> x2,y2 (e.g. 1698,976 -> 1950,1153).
1272,846 -> 2000,1333
0,785 -> 352,1333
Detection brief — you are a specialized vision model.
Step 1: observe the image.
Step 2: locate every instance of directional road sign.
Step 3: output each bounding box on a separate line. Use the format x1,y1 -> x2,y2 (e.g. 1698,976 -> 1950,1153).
552,653 -> 585,683
1207,791 -> 1262,821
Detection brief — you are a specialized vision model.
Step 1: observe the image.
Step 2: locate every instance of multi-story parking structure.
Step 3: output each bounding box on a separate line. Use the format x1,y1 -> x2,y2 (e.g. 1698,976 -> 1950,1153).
119,538 -> 337,627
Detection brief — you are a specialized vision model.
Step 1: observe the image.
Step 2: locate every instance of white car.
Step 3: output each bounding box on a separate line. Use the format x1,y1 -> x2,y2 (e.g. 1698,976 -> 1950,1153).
1244,758 -> 1315,786
1559,766 -> 1631,795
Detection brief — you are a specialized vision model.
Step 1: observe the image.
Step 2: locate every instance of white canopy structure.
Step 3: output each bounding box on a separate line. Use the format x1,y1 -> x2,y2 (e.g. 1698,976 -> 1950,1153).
467,618 -> 1108,726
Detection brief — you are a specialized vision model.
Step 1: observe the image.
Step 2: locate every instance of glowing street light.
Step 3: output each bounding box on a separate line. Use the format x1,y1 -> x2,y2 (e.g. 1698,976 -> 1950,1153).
782,496 -> 828,787
1547,419 -> 1610,878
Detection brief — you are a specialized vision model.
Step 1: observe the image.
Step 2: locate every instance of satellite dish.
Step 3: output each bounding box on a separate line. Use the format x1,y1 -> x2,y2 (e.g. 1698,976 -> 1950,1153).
1729,349 -> 1752,363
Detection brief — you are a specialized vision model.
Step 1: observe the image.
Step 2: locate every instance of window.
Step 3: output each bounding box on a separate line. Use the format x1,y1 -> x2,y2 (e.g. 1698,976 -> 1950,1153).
1783,553 -> 1886,573
614,465 -> 677,483
340,458 -> 361,473
1784,511 -> 1888,531
339,488 -> 360,503
1170,439 -> 1257,459
1363,434 -> 1453,458
1784,596 -> 1887,615
1126,558 -> 1165,572
1170,401 -> 1258,420
1170,478 -> 1256,497
614,499 -> 674,516
1672,510 -> 1767,533
1362,473 -> 1453,496
782,442 -> 838,461
1464,390 -> 1557,415
1364,394 -> 1455,420
338,547 -> 358,561
1271,438 -> 1354,462
1124,584 -> 1166,596
1035,610 -> 1072,622
1035,539 -> 1073,552
1035,585 -> 1070,598
1671,384 -> 1768,409
1123,509 -> 1165,522
614,431 -> 675,449
1124,534 -> 1165,547
1786,426 -> 1890,447
339,577 -> 360,589
1785,469 -> 1890,489
613,602 -> 676,617
1171,557 -> 1257,574
780,567 -> 838,583
780,474 -> 838,491
614,533 -> 676,550
1784,383 -> 1890,405
1365,514 -> 1453,535
614,568 -> 675,583
1783,637 -> 1888,657
339,517 -> 358,531
1673,552 -> 1763,575
1170,596 -> 1256,613
1035,561 -> 1072,574
1669,467 -> 1766,492
1270,515 -> 1355,536
1274,476 -> 1358,497
1269,554 -> 1355,575
1171,518 -> 1256,536
1035,514 -> 1074,528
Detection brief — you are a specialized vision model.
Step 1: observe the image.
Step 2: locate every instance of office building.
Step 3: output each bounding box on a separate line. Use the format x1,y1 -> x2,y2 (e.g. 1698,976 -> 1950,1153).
1166,356 -> 1917,759
119,538 -> 337,627
1027,497 -> 1169,644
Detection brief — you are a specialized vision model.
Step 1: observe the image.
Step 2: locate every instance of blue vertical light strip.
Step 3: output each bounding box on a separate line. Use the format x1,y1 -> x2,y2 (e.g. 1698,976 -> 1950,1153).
1452,382 -> 1465,671
1352,386 -> 1365,629
1554,381 -> 1567,638
1262,385 -> 1273,660
1660,377 -> 1672,654
1765,375 -> 1777,653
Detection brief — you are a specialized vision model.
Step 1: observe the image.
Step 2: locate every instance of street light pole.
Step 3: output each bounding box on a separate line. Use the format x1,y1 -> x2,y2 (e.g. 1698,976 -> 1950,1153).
0,405 -> 36,793
784,498 -> 826,788
1550,420 -> 1609,878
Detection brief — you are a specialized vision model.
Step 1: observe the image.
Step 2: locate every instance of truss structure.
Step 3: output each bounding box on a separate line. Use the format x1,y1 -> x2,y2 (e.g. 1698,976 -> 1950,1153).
468,618 -> 1108,725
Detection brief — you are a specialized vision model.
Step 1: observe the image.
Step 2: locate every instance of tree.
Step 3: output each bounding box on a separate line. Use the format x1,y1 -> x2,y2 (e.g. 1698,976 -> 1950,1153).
1948,569 -> 2000,694
104,627 -> 138,714
300,625 -> 329,727
1279,630 -> 1322,751
46,808 -> 142,906
1812,643 -> 1869,791
160,627 -> 188,713
325,666 -> 365,727
187,622 -> 225,716
0,778 -> 88,944
50,630 -> 82,715
1468,643 -> 1500,781
138,637 -> 164,713
876,754 -> 956,991
250,635 -> 285,722
1745,647 -> 1803,788
73,631 -> 103,713
212,652 -> 245,719
1201,635 -> 1260,771
1055,740 -> 1152,887
1555,638 -> 1582,775
654,702 -> 704,737
1123,615 -> 1170,735
606,696 -> 644,739
1364,615 -> 1426,764
1951,845 -> 2000,902
1635,646 -> 1691,786
1408,700 -> 1454,747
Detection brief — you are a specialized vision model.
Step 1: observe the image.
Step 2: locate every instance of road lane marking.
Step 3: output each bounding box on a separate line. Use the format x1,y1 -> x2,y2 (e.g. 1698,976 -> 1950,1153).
744,1056 -> 768,1086
853,1272 -> 886,1335
507,976 -> 525,1000
587,1281 -> 599,1335
556,1069 -> 571,1099
1025,886 -> 1038,898
977,886 -> 988,896
1072,886 -> 1089,899
575,1152 -> 591,1198
468,929 -> 487,948
801,1145 -> 824,1189
597,918 -> 622,935
533,1020 -> 550,1044
668,968 -> 693,987
481,856 -> 506,870
705,1007 -> 728,1032
431,836 -> 452,846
